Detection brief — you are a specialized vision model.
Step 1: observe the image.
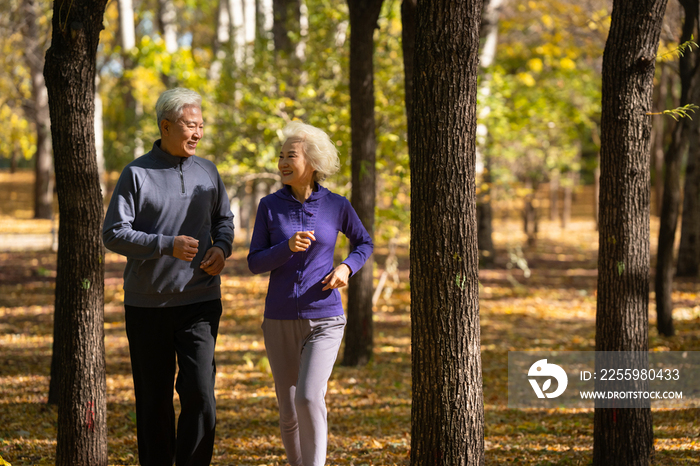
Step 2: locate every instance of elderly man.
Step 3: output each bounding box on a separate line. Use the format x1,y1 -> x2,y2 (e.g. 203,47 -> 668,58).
104,88 -> 234,466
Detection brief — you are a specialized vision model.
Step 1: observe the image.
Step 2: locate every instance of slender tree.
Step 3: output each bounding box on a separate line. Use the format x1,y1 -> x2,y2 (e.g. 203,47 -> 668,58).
677,0 -> 700,279
158,0 -> 178,54
342,0 -> 383,367
117,0 -> 143,159
401,0 -> 416,139
475,0 -> 502,268
595,0 -> 668,464
655,0 -> 700,336
272,0 -> 301,55
23,0 -> 53,220
44,0 -> 109,464
409,0 -> 485,464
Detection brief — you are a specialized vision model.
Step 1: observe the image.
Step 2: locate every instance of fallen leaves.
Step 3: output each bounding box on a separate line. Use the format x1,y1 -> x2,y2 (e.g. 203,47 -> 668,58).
0,217 -> 699,465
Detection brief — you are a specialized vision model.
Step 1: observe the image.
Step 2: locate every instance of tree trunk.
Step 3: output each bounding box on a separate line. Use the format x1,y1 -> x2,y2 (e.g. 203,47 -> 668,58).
409,0 -> 485,464
117,0 -> 143,160
655,121 -> 683,337
561,171 -> 572,229
523,180 -> 538,247
475,0 -> 501,268
677,119 -> 700,277
652,64 -> 667,216
94,75 -> 106,195
209,0 -> 231,81
550,170 -> 559,222
401,0 -> 416,141
594,152 -> 600,230
44,1 -> 108,464
24,0 -> 54,220
272,0 -> 300,55
342,0 -> 383,367
655,0 -> 699,336
158,0 -> 178,54
677,0 -> 700,278
10,141 -> 19,173
594,0 -> 667,464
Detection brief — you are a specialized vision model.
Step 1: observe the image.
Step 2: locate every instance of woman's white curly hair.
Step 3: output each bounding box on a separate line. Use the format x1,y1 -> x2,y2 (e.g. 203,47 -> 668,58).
282,121 -> 340,182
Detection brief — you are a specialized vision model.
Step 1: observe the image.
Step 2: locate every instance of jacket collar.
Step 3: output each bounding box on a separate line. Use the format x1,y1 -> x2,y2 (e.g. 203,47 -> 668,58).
150,140 -> 195,169
274,182 -> 331,203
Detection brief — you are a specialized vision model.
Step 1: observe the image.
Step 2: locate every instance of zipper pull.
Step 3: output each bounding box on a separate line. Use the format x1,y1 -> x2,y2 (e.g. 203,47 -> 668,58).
179,158 -> 185,194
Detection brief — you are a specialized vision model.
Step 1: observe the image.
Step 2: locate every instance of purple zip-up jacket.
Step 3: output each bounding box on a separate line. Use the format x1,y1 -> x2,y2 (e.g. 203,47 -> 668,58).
247,184 -> 373,320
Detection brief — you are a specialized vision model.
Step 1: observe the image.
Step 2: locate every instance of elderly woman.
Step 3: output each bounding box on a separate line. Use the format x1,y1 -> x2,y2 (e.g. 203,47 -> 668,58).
248,121 -> 373,466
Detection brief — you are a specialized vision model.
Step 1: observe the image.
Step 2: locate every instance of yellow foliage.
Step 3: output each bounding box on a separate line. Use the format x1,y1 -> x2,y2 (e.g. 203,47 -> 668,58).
518,72 -> 537,87
541,14 -> 554,29
527,58 -> 544,73
559,57 -> 576,70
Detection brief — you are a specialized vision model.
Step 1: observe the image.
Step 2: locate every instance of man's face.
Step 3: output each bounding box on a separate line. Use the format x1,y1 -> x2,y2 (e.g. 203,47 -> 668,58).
160,105 -> 204,158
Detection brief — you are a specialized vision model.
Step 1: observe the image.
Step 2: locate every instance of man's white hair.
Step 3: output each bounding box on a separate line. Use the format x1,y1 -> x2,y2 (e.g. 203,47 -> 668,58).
282,121 -> 340,182
156,88 -> 202,128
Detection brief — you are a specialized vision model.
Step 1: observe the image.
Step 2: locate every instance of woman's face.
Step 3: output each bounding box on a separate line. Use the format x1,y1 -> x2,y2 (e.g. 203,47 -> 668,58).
279,139 -> 315,188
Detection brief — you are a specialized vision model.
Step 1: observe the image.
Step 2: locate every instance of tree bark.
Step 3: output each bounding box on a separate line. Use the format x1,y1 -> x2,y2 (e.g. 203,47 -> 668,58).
24,0 -> 54,220
44,1 -> 109,464
341,0 -> 383,367
677,0 -> 700,278
594,0 -> 667,464
409,1 -> 485,464
655,0 -> 699,336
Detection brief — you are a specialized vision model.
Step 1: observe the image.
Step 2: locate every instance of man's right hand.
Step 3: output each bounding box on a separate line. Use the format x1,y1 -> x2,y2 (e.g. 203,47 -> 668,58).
173,235 -> 199,261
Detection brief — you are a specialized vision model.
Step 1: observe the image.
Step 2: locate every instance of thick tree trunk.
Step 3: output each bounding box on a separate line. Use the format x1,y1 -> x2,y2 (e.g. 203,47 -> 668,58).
677,0 -> 700,278
44,1 -> 108,464
24,0 -> 54,220
655,0 -> 699,336
409,1 -> 485,464
594,0 -> 667,464
342,0 -> 382,367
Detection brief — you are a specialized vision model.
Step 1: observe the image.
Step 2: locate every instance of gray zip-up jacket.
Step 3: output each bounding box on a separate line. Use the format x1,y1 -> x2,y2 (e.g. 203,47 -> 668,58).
103,140 -> 235,308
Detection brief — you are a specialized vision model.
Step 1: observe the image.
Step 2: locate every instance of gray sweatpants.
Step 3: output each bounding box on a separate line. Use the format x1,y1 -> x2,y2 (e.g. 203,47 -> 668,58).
262,315 -> 346,466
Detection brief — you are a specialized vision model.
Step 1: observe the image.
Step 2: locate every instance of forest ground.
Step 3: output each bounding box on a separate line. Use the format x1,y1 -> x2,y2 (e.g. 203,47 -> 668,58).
0,171 -> 698,465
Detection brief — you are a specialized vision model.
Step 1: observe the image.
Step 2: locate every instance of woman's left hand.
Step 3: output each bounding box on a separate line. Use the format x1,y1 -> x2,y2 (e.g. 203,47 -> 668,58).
321,263 -> 352,291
